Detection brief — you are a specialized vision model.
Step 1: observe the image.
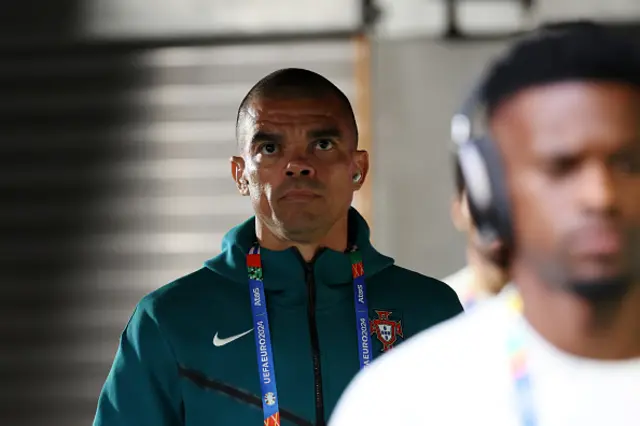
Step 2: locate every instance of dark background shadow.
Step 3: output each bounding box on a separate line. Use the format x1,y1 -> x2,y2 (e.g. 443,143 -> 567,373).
0,2 -> 137,424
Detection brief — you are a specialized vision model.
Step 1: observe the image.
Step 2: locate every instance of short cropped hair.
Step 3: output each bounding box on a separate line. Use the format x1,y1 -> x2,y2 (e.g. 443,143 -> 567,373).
453,20 -> 640,198
481,20 -> 640,116
235,68 -> 358,147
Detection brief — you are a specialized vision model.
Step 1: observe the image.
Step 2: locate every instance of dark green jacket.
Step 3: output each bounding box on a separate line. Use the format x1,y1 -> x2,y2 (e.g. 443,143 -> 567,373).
93,209 -> 463,426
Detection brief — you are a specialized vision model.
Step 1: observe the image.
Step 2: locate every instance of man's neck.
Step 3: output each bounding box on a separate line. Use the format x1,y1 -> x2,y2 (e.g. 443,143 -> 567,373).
467,246 -> 509,297
255,215 -> 349,262
514,267 -> 640,360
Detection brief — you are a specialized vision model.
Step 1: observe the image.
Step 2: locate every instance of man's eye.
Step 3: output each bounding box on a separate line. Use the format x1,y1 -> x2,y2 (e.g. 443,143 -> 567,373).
611,152 -> 640,174
315,139 -> 335,151
259,143 -> 279,155
545,156 -> 579,177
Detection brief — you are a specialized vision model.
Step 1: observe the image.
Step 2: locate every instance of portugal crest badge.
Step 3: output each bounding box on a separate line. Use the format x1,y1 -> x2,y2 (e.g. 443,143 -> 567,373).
370,310 -> 403,352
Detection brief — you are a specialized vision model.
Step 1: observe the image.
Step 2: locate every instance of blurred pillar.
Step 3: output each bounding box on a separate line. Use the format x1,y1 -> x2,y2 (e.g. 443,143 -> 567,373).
352,34 -> 374,231
0,3 -> 126,425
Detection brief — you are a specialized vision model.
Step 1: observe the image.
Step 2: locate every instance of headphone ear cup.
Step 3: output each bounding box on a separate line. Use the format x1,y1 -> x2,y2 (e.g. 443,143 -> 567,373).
457,140 -> 493,240
457,136 -> 513,250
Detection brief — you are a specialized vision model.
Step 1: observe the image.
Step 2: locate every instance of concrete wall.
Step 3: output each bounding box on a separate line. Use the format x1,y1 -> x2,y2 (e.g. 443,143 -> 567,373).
370,37 -> 509,278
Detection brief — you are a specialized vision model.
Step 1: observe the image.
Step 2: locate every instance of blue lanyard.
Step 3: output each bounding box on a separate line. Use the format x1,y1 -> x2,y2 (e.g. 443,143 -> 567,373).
246,245 -> 370,425
247,245 -> 280,425
351,249 -> 373,369
507,292 -> 539,426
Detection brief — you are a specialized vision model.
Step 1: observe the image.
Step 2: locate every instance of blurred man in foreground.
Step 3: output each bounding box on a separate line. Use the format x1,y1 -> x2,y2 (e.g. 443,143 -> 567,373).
330,21 -> 640,426
93,68 -> 462,426
442,159 -> 510,309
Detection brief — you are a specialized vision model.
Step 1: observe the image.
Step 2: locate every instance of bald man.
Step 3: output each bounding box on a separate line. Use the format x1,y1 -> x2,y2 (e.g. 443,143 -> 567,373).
93,68 -> 463,426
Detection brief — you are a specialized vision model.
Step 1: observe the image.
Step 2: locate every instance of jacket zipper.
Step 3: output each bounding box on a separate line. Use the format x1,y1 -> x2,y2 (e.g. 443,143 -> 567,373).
304,261 -> 326,426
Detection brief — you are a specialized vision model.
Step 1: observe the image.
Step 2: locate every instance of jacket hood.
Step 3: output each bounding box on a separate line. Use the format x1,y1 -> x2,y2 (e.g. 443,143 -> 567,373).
204,208 -> 394,289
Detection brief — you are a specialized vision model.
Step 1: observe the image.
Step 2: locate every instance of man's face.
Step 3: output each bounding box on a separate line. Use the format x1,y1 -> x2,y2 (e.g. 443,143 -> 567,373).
492,82 -> 640,295
232,95 -> 367,243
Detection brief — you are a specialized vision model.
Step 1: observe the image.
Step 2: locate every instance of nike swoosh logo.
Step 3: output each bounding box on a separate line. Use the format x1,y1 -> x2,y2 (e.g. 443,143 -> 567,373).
213,328 -> 254,347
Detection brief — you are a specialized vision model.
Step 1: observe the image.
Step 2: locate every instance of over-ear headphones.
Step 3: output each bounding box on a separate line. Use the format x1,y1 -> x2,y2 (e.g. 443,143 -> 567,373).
353,171 -> 362,183
450,78 -> 514,251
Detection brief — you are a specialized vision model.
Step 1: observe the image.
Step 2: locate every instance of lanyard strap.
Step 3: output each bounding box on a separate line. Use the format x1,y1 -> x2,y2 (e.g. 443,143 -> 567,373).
506,291 -> 539,426
246,245 -> 370,426
461,290 -> 478,310
350,249 -> 372,369
247,246 -> 280,426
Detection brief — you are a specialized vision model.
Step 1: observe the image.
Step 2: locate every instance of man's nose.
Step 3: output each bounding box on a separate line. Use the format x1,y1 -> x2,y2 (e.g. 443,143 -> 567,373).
284,155 -> 316,178
579,163 -> 619,217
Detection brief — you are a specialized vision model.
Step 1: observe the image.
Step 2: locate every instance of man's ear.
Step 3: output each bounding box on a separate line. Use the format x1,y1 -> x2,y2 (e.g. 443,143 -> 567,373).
230,156 -> 249,196
451,193 -> 470,232
352,150 -> 370,190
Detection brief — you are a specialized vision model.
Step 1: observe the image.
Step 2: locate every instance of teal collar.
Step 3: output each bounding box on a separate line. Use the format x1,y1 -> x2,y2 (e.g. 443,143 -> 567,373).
204,208 -> 394,302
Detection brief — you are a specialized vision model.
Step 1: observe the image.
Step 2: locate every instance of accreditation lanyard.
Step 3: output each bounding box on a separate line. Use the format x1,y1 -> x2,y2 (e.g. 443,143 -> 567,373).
506,291 -> 539,426
246,245 -> 370,426
462,290 -> 478,310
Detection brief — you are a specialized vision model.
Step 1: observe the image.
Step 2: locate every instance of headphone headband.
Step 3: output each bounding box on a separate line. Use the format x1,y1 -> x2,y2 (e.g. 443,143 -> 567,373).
451,75 -> 487,146
451,72 -> 514,250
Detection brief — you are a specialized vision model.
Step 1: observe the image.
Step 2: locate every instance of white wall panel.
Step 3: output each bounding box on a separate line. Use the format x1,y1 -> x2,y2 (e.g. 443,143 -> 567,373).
82,0 -> 362,38
535,0 -> 640,24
